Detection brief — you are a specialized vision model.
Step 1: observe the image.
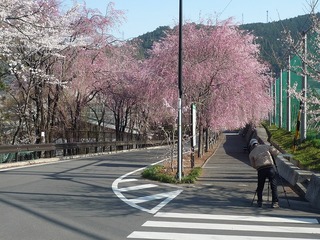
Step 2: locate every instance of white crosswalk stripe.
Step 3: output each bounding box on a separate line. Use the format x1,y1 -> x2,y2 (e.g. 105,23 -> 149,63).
142,220 -> 320,234
127,212 -> 320,239
155,212 -> 319,224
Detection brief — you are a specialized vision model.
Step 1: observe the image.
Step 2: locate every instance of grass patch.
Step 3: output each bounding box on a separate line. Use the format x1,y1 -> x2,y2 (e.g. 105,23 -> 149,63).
141,165 -> 202,184
267,125 -> 293,149
264,124 -> 320,172
141,165 -> 177,183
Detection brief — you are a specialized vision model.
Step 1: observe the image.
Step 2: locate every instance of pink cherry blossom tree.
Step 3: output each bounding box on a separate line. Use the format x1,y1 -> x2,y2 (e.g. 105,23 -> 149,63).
96,43 -> 149,141
146,19 -> 272,156
54,2 -> 124,142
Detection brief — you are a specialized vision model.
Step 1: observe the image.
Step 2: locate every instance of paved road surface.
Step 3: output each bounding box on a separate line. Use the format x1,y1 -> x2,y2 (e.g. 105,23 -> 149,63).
0,132 -> 319,240
0,146 -> 182,239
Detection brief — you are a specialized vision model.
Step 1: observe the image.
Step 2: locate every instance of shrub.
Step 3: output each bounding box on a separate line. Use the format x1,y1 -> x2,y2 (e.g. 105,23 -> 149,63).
142,165 -> 177,183
141,165 -> 202,184
180,167 -> 202,183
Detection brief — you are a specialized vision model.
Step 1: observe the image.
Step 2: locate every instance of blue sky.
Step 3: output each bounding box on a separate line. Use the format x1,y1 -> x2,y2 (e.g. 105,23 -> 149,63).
64,0 -> 317,39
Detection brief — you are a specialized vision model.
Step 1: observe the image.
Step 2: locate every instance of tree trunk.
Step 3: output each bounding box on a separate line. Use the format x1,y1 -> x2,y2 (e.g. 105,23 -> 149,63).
198,123 -> 204,158
205,127 -> 209,152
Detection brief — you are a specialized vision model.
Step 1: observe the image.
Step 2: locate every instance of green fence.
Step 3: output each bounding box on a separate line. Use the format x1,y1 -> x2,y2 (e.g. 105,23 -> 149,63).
272,55 -> 320,139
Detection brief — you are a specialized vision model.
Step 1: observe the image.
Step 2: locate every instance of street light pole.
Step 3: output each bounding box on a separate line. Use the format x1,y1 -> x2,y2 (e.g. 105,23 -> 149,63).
279,69 -> 283,128
273,77 -> 277,125
177,0 -> 183,181
301,31 -> 307,141
287,55 -> 291,132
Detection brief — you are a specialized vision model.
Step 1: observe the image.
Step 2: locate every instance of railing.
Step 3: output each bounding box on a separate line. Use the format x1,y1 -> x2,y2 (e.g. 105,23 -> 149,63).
0,140 -> 165,164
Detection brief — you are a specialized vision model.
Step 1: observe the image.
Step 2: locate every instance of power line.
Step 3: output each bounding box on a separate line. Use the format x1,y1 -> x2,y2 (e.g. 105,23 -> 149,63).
217,0 -> 233,19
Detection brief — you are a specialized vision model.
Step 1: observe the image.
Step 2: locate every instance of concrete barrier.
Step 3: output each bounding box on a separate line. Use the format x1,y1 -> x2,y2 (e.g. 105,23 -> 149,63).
275,157 -> 304,186
274,156 -> 313,197
306,174 -> 320,209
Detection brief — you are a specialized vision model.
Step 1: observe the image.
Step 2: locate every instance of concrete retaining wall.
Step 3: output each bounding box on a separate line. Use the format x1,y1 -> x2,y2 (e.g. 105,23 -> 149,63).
275,157 -> 311,186
274,156 -> 312,197
306,174 -> 320,209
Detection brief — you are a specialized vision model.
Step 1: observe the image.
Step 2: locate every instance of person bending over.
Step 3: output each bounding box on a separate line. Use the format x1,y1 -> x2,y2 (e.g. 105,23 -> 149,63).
249,138 -> 280,208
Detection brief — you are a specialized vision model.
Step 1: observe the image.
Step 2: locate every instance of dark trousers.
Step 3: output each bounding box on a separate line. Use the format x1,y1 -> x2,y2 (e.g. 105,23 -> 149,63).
257,166 -> 278,203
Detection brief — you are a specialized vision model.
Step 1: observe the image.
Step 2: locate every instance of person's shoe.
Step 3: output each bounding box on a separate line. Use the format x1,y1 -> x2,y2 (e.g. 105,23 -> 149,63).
271,202 -> 279,208
257,201 -> 262,207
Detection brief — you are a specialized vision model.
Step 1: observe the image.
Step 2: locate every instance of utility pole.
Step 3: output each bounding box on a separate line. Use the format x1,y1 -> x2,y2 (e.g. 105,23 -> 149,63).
301,31 -> 307,141
279,69 -> 283,128
190,103 -> 196,168
269,79 -> 273,125
273,78 -> 277,125
177,0 -> 183,181
287,55 -> 291,132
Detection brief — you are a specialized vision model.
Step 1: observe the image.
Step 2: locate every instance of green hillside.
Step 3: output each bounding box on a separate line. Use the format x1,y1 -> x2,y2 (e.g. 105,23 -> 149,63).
241,14 -> 313,75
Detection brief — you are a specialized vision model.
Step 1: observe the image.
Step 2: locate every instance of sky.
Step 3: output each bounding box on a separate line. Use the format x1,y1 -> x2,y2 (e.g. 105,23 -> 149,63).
64,0 -> 318,40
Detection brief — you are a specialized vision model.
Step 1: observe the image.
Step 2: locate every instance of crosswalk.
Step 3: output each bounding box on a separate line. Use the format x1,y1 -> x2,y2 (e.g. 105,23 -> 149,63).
127,212 -> 320,239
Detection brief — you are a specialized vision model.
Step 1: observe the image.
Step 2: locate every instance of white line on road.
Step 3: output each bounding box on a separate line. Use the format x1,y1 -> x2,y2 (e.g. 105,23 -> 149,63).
143,220 -> 320,234
119,179 -> 138,183
127,231 -> 318,240
154,212 -> 319,224
112,159 -> 183,214
118,184 -> 158,192
128,191 -> 182,204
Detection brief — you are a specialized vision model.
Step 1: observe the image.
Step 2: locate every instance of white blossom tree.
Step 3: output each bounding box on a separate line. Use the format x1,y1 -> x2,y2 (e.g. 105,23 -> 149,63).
0,0 -> 123,144
284,0 -> 320,133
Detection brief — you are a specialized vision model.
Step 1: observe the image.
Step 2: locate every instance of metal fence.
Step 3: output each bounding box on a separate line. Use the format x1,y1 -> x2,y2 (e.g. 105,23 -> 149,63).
0,140 -> 165,164
272,55 -> 320,139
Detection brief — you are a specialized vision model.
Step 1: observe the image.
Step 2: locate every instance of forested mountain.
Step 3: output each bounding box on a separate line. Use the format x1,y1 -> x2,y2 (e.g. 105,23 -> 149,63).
135,14 -> 314,76
135,26 -> 170,58
241,14 -> 313,75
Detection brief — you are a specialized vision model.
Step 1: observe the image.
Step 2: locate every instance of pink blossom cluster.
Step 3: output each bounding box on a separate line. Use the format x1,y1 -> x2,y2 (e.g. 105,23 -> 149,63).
145,20 -> 272,131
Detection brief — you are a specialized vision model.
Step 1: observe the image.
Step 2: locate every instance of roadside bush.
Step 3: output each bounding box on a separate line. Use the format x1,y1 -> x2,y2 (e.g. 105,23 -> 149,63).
141,165 -> 202,184
141,165 -> 177,183
180,167 -> 202,183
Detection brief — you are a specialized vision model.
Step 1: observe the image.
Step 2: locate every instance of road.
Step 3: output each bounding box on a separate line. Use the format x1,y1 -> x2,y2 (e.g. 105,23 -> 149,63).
0,146 -> 181,240
0,134 -> 320,240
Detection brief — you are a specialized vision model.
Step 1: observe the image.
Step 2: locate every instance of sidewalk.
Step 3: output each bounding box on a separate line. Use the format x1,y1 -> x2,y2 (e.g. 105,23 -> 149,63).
196,131 -> 320,215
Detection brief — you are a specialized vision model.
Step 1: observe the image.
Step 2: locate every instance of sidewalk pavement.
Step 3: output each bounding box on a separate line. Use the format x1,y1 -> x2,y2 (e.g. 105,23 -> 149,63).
196,131 -> 320,216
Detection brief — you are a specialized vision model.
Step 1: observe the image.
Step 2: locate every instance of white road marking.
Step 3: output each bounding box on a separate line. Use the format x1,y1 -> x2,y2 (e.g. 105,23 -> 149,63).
128,191 -> 182,204
127,231 -> 318,240
119,179 -> 138,183
143,220 -> 320,234
128,212 -> 320,239
112,159 -> 183,214
118,184 -> 158,192
154,212 -> 319,224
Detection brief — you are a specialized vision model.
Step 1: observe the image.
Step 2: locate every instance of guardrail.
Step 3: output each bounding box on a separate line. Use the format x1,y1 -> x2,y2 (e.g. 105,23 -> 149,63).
0,140 -> 164,163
